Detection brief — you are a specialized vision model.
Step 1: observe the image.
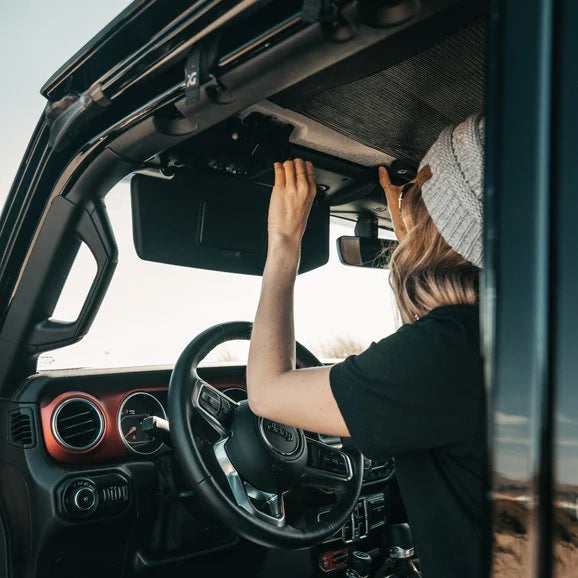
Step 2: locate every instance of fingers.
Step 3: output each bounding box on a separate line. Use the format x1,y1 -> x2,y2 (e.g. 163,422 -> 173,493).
268,159 -> 316,244
278,159 -> 316,196
377,166 -> 408,241
378,165 -> 392,189
294,157 -> 306,174
379,165 -> 400,210
274,162 -> 285,189
283,160 -> 296,190
305,161 -> 316,193
294,157 -> 306,184
294,158 -> 314,195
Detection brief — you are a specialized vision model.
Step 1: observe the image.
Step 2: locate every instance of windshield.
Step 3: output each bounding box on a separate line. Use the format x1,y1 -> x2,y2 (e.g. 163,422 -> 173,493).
39,180 -> 398,370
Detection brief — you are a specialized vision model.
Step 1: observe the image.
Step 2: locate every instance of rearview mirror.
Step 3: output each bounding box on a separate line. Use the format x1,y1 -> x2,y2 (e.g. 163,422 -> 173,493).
337,236 -> 398,268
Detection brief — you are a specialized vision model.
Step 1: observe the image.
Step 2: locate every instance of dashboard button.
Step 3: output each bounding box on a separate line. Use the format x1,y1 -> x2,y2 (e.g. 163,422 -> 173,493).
73,486 -> 96,511
58,473 -> 131,521
64,481 -> 98,516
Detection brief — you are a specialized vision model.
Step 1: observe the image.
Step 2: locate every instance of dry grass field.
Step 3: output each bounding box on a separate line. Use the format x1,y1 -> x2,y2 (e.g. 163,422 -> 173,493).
492,497 -> 578,577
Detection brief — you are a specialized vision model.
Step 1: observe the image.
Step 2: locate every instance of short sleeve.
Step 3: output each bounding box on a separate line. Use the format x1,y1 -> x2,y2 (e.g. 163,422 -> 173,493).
329,306 -> 483,459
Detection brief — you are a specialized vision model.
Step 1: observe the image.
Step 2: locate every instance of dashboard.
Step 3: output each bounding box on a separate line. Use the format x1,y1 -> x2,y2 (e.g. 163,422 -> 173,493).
40,387 -> 167,464
38,374 -> 395,485
38,375 -> 246,464
8,365 -> 402,577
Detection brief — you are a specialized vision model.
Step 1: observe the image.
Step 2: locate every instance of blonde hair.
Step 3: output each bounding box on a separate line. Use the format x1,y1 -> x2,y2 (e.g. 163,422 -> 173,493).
388,181 -> 479,324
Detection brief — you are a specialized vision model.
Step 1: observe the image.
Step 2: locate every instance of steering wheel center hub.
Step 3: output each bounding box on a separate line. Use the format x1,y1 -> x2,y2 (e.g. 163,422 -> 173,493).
225,402 -> 308,493
259,418 -> 301,456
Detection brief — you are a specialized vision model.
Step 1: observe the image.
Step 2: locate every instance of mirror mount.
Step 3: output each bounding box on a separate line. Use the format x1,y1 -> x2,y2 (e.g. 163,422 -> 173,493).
354,214 -> 378,238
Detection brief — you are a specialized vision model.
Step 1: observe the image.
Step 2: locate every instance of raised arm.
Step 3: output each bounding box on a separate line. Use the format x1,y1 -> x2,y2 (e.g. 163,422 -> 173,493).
246,159 -> 350,436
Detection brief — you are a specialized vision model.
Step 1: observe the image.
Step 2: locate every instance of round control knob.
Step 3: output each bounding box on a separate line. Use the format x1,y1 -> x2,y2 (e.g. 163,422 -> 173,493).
71,486 -> 97,512
351,551 -> 372,577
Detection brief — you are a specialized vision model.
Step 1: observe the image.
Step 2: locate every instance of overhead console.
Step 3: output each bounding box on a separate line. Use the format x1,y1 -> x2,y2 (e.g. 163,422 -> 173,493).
157,113 -> 382,205
131,112 -> 401,276
139,112 -> 397,236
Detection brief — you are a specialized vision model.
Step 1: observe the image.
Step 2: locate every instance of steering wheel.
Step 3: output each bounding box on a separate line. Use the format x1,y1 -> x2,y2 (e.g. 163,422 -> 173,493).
168,321 -> 363,549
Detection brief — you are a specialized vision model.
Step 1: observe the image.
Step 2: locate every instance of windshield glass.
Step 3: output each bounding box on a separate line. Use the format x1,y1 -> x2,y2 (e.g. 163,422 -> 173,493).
39,180 -> 398,370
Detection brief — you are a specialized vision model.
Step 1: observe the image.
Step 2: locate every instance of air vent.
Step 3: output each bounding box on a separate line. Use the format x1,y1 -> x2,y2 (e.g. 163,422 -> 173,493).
52,398 -> 104,451
10,409 -> 35,448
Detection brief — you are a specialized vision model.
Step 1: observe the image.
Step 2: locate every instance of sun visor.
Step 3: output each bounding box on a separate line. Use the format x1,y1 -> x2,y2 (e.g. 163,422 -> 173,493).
131,171 -> 329,276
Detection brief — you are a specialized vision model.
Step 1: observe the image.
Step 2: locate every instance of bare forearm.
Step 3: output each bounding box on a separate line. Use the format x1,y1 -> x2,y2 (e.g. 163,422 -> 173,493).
247,240 -> 348,435
247,240 -> 300,412
246,159 -> 349,435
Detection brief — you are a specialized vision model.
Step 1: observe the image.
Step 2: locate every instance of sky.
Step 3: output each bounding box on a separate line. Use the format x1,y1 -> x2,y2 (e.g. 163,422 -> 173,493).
0,0 -> 132,210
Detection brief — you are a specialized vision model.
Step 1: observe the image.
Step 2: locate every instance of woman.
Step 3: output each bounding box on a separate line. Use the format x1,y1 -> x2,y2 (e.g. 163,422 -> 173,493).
247,115 -> 485,578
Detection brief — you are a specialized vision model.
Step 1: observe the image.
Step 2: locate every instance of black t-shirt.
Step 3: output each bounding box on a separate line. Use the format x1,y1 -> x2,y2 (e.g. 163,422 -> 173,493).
330,305 -> 484,578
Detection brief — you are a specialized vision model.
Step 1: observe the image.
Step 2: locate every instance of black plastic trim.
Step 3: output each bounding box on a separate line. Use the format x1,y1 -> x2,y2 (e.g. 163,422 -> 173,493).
42,0 -> 273,101
484,0 -> 556,575
0,196 -> 118,390
0,506 -> 9,578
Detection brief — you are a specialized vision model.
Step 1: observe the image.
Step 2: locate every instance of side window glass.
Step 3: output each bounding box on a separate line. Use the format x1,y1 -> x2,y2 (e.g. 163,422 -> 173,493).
50,242 -> 98,322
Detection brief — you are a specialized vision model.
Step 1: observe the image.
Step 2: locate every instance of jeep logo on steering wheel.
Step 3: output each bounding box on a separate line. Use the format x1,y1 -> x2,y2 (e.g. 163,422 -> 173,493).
266,422 -> 294,442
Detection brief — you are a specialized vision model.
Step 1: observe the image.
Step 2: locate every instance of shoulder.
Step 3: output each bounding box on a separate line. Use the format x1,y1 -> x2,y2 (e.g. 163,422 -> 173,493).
415,304 -> 480,332
329,304 -> 483,455
400,304 -> 480,354
360,304 -> 480,374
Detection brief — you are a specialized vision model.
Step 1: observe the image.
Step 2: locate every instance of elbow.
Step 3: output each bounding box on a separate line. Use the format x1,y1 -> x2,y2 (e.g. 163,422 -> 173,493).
246,377 -> 273,418
247,394 -> 265,417
247,387 -> 270,418
246,367 -> 288,419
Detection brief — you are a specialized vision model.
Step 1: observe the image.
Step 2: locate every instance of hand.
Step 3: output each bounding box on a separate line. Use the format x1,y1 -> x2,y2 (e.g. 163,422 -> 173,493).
268,159 -> 317,248
378,165 -> 408,240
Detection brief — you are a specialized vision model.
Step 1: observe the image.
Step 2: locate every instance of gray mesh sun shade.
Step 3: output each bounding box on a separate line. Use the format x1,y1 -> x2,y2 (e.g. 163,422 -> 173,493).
291,19 -> 486,165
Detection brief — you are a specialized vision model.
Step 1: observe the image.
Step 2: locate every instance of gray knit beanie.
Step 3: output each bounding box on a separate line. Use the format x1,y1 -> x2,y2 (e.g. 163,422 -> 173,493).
419,114 -> 485,268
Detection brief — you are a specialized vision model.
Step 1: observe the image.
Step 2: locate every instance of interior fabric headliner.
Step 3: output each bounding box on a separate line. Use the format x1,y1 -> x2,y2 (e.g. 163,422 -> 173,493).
290,18 -> 486,165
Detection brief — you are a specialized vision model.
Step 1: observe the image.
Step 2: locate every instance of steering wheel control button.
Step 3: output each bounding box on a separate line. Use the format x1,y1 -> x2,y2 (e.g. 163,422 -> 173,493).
200,387 -> 222,416
259,419 -> 300,456
308,443 -> 350,477
220,398 -> 232,416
